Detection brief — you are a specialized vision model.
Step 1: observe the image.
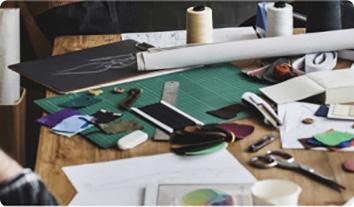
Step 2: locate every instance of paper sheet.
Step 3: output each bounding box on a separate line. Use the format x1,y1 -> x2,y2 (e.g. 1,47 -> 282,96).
137,29 -> 354,71
0,9 -> 20,104
64,149 -> 256,205
278,102 -> 354,151
121,27 -> 258,48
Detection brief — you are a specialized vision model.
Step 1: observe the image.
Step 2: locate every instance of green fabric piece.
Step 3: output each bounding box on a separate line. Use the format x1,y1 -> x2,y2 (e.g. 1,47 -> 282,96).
60,95 -> 101,108
314,131 -> 354,147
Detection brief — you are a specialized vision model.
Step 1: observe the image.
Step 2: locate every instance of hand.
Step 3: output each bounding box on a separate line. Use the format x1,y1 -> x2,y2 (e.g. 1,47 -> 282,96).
0,150 -> 23,184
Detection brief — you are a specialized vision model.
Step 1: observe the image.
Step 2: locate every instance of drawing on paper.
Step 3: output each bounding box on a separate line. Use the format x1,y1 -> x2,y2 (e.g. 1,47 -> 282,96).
53,54 -> 136,76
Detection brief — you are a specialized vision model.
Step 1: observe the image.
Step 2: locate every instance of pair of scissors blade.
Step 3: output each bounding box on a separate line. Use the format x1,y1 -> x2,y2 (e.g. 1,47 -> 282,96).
298,164 -> 346,191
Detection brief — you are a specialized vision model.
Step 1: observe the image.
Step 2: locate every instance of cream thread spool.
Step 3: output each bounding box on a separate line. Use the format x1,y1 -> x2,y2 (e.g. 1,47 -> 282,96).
186,5 -> 213,44
266,2 -> 293,37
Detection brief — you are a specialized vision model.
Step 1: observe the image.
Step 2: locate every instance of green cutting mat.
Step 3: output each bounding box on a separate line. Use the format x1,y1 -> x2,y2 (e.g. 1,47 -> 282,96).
35,63 -> 267,148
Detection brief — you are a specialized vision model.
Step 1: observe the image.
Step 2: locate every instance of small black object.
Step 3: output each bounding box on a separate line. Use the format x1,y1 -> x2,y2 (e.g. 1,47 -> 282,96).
274,1 -> 286,8
314,105 -> 329,117
247,135 -> 277,152
135,42 -> 154,51
92,109 -> 122,124
193,5 -> 205,11
170,123 -> 234,156
207,103 -> 246,120
171,141 -> 224,156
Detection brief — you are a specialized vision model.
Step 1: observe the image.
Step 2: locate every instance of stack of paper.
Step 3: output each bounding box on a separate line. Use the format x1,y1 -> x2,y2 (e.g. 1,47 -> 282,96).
261,68 -> 354,104
64,149 -> 256,205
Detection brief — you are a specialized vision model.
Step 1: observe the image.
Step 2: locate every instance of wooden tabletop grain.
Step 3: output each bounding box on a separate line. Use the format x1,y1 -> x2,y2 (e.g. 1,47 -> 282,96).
35,34 -> 354,205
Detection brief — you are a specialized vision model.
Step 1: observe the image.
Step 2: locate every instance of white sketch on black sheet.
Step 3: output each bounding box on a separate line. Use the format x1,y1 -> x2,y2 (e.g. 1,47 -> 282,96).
53,54 -> 136,76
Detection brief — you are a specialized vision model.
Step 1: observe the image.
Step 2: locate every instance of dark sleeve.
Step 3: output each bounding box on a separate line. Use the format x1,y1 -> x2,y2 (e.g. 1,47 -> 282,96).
0,169 -> 58,205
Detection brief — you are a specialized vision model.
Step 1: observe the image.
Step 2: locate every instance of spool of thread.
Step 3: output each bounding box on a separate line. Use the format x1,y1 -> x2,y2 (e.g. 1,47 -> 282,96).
306,1 -> 342,33
186,5 -> 213,44
266,2 -> 293,37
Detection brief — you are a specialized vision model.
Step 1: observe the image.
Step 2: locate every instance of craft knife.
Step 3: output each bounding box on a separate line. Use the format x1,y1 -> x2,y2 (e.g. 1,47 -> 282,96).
153,81 -> 180,141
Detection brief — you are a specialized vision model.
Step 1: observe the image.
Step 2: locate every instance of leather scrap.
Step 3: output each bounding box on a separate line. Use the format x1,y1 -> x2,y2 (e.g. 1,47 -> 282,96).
343,159 -> 354,172
92,109 -> 122,124
217,123 -> 255,139
207,104 -> 245,119
37,108 -> 81,128
98,120 -> 143,134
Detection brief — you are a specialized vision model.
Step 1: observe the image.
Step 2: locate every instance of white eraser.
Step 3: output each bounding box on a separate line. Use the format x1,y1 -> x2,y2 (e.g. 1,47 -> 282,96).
117,130 -> 148,150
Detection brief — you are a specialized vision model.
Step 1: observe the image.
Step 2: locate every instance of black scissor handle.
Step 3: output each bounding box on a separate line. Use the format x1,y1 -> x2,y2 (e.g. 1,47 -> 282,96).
250,156 -> 278,168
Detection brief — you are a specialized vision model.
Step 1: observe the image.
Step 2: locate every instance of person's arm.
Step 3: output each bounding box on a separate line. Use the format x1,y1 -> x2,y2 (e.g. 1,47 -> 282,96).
0,150 -> 23,184
0,150 -> 58,205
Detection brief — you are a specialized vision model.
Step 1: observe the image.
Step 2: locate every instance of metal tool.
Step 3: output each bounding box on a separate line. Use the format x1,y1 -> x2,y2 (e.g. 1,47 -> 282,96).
153,81 -> 179,141
250,150 -> 346,191
247,135 -> 277,152
119,88 -> 142,110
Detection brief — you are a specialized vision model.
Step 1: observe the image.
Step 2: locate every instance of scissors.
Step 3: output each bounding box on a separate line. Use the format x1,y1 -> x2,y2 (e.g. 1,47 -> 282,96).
250,150 -> 346,191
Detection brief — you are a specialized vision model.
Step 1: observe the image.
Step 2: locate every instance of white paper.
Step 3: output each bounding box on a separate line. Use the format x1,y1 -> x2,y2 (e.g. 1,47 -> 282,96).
338,49 -> 354,61
137,29 -> 354,71
278,102 -> 354,151
260,75 -> 325,104
64,149 -> 256,205
121,27 -> 258,48
0,9 -> 20,104
70,187 -> 144,205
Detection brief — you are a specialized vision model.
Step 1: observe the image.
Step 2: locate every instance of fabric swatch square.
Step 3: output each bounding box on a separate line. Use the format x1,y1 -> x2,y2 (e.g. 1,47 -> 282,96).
37,108 -> 81,128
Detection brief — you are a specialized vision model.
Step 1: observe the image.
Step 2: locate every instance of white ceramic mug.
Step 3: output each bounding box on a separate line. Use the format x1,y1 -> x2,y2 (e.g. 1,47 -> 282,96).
251,179 -> 302,205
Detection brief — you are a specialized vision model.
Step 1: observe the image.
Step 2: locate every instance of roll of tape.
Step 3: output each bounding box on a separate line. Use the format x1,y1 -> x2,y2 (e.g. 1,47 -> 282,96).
186,5 -> 213,44
292,52 -> 338,73
266,2 -> 293,37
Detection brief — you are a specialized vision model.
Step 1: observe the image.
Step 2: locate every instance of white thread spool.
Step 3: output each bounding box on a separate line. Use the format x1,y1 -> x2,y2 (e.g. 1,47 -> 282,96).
266,2 -> 293,37
186,5 -> 213,44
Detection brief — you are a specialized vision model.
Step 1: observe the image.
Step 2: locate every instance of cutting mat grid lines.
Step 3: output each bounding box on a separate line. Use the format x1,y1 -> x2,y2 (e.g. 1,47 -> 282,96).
35,64 -> 268,148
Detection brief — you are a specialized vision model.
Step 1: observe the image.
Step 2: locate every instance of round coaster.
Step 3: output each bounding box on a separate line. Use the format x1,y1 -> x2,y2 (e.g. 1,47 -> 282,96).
342,159 -> 354,172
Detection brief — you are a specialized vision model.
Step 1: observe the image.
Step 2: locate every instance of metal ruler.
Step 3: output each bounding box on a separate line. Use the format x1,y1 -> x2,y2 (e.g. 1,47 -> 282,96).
153,81 -> 180,141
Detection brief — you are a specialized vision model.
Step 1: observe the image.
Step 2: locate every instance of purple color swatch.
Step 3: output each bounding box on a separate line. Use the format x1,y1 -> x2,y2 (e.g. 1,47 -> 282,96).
37,108 -> 81,128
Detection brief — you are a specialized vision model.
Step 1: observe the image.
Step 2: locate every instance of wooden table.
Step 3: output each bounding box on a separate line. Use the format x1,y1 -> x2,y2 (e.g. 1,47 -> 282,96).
35,35 -> 354,205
